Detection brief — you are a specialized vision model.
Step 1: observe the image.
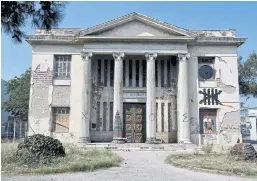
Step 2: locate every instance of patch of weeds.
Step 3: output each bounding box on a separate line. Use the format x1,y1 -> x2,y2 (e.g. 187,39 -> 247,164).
166,153 -> 257,177
1,143 -> 122,176
202,142 -> 213,154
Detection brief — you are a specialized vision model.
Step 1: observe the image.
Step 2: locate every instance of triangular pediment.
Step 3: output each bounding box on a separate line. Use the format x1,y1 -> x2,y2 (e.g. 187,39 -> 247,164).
78,12 -> 193,38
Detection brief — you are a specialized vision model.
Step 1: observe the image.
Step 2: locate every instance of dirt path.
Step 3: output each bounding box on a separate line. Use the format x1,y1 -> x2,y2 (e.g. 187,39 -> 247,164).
2,151 -> 257,181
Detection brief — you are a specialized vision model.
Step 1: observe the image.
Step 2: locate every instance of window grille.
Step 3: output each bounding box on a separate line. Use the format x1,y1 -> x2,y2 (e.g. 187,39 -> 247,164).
54,55 -> 71,79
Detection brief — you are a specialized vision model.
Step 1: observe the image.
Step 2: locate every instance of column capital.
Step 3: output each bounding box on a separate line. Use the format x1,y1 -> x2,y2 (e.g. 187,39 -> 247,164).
145,52 -> 157,61
113,52 -> 125,61
178,53 -> 190,61
81,51 -> 93,60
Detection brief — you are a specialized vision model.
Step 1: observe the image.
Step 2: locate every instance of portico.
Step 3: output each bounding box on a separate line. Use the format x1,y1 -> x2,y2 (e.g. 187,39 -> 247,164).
79,47 -> 191,143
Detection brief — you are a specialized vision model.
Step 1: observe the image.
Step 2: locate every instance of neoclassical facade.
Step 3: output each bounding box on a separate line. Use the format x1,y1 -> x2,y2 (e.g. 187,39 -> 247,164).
27,12 -> 246,147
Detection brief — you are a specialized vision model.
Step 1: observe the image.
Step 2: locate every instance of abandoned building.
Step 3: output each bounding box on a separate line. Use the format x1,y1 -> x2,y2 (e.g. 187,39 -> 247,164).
26,12 -> 246,147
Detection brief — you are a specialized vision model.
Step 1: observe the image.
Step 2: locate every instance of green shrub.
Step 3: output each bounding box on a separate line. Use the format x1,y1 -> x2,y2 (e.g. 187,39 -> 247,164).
16,134 -> 65,165
202,142 -> 213,154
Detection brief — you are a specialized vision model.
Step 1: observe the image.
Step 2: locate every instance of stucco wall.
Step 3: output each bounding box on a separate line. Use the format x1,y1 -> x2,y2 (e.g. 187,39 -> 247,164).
188,45 -> 241,149
28,43 -> 241,147
28,46 -> 83,143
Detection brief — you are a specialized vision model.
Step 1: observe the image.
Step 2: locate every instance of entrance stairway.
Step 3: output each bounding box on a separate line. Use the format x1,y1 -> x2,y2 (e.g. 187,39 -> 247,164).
81,143 -> 198,152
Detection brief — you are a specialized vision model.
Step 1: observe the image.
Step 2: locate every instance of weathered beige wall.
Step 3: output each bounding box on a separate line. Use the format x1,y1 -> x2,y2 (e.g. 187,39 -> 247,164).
188,45 -> 241,148
28,42 -> 241,147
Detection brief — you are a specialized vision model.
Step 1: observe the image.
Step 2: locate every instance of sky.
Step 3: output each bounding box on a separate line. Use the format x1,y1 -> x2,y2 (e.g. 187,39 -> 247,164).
1,1 -> 257,107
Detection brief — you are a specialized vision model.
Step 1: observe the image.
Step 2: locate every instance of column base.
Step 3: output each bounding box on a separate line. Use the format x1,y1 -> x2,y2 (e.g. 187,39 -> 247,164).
78,137 -> 90,144
112,137 -> 126,144
146,137 -> 158,144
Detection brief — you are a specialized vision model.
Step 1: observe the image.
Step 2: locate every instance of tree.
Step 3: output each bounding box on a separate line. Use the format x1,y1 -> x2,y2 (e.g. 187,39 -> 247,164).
1,1 -> 66,43
2,68 -> 31,122
238,51 -> 257,98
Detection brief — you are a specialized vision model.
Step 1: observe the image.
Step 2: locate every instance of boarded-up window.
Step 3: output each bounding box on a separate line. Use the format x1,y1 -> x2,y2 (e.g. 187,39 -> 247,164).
52,107 -> 70,133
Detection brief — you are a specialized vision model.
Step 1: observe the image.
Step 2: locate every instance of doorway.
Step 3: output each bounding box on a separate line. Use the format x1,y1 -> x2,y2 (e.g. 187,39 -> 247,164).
123,103 -> 146,143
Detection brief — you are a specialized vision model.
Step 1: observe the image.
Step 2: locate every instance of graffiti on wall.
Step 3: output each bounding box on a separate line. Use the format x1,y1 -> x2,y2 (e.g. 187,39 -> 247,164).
189,117 -> 200,134
199,109 -> 217,134
199,88 -> 222,105
218,110 -> 240,134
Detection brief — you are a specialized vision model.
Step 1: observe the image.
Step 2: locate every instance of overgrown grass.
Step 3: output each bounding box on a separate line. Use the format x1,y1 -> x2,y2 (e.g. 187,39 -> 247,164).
1,142 -> 122,176
166,153 -> 257,177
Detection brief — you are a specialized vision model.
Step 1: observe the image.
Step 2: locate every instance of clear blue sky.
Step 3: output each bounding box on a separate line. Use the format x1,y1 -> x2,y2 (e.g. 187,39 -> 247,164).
1,1 -> 257,107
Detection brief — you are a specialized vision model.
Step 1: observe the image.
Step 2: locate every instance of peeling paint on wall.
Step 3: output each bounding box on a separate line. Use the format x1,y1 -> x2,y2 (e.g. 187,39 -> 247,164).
31,86 -> 50,119
29,63 -> 53,136
204,134 -> 217,140
32,63 -> 53,86
189,117 -> 200,134
219,110 -> 240,134
52,86 -> 70,106
215,57 -> 236,94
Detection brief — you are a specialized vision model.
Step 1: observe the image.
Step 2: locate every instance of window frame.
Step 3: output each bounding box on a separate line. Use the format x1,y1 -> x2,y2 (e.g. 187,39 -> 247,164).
198,57 -> 216,81
52,107 -> 70,133
53,55 -> 71,80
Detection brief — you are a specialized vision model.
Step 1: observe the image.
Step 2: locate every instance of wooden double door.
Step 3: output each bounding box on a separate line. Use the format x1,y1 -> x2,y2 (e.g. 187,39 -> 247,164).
123,103 -> 146,143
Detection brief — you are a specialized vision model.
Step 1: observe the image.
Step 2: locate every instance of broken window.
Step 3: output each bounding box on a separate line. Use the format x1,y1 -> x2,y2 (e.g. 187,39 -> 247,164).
52,107 -> 70,133
54,55 -> 71,79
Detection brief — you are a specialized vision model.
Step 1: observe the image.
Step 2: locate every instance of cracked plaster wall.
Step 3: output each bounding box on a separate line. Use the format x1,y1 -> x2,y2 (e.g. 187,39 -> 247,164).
28,46 -> 82,143
188,45 -> 241,148
28,54 -> 54,136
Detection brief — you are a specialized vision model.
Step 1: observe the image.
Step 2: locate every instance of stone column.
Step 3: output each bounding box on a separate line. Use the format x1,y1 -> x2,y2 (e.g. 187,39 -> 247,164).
145,53 -> 157,144
79,51 -> 93,143
177,53 -> 191,143
112,52 -> 125,143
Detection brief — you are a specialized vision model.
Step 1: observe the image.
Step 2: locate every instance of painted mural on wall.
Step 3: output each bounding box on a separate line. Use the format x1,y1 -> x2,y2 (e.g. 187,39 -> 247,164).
199,109 -> 217,134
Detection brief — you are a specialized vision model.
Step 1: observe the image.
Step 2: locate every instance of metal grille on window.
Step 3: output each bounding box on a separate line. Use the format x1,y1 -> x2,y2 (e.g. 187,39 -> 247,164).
110,59 -> 114,87
54,55 -> 71,79
136,60 -> 139,87
129,60 -> 133,87
161,60 -> 164,87
142,60 -> 146,87
98,59 -> 101,85
161,103 -> 164,132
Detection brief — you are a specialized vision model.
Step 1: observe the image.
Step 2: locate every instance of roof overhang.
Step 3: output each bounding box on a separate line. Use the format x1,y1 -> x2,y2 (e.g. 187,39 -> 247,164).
78,36 -> 195,42
26,35 -> 246,47
191,37 -> 247,47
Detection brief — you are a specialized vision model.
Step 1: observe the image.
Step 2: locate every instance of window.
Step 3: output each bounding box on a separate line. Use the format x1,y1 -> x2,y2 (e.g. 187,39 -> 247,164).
198,57 -> 215,80
54,55 -> 71,79
52,107 -> 70,133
